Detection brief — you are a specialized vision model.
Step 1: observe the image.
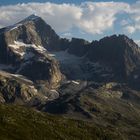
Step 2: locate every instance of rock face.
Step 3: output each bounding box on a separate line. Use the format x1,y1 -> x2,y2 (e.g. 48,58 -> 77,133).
50,34 -> 140,86
87,35 -> 140,81
0,71 -> 37,104
59,34 -> 140,85
0,14 -> 60,51
0,14 -> 62,88
67,38 -> 90,57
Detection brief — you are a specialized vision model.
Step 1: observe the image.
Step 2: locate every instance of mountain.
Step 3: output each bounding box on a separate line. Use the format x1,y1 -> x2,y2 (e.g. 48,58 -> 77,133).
0,14 -> 60,51
87,35 -> 140,81
0,15 -> 140,139
58,35 -> 140,87
0,14 -> 62,88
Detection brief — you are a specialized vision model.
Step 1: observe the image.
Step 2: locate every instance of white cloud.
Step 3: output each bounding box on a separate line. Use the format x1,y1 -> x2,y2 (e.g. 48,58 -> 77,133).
61,32 -> 72,39
124,26 -> 136,34
0,2 -> 130,35
79,2 -> 129,34
0,2 -> 82,32
122,1 -> 140,34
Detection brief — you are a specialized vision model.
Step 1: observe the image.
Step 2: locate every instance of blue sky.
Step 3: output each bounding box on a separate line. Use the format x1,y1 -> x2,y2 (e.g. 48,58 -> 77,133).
0,0 -> 140,44
0,0 -> 137,5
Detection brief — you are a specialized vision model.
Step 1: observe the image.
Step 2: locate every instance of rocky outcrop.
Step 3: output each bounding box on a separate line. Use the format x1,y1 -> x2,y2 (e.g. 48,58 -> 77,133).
0,71 -> 38,103
17,57 -> 62,88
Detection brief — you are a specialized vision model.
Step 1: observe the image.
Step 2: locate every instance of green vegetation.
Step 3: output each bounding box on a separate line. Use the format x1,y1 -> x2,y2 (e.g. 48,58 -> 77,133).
0,104 -> 122,140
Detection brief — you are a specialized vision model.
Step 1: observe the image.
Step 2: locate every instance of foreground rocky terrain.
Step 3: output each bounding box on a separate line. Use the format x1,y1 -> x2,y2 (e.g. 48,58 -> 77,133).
0,15 -> 140,139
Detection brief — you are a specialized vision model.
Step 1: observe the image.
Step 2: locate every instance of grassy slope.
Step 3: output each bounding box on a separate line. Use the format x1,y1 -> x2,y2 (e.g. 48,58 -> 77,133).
0,104 -> 122,140
45,83 -> 140,140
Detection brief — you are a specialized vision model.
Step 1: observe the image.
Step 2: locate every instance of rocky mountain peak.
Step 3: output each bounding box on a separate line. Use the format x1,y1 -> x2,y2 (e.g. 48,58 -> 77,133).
99,34 -> 139,49
87,34 -> 140,81
0,15 -> 62,88
1,14 -> 60,50
19,14 -> 41,23
0,14 -> 42,34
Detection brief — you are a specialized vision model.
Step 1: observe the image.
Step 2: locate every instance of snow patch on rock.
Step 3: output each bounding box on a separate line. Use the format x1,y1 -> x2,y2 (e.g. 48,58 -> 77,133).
48,50 -> 82,64
71,80 -> 80,85
9,41 -> 47,59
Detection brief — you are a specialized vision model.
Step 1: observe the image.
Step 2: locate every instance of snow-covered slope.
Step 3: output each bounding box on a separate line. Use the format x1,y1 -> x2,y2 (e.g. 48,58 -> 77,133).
48,50 -> 113,81
49,50 -> 82,64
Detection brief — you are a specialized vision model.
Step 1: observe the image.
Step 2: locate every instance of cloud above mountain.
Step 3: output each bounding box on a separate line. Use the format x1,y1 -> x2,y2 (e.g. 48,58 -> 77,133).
0,1 -> 139,38
125,1 -> 140,33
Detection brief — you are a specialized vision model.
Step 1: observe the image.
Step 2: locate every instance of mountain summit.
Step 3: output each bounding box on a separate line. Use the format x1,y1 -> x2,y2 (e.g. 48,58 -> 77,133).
2,14 -> 60,51
0,15 -> 62,88
87,35 -> 140,81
